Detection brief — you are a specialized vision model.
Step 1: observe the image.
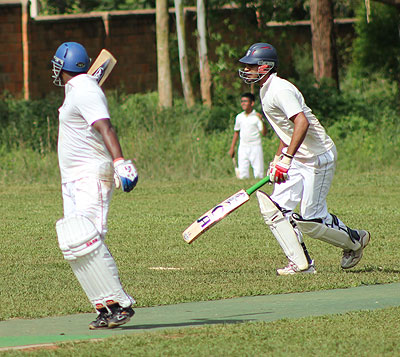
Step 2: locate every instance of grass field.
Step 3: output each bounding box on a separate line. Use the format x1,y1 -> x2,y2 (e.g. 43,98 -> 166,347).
1,169 -> 399,355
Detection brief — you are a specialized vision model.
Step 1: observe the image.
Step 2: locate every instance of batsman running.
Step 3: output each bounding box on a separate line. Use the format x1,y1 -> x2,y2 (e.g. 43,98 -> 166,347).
238,43 -> 370,275
51,42 -> 138,329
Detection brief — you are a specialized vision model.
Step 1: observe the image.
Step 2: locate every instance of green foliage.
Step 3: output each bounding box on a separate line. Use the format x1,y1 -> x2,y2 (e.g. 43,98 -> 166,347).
352,2 -> 400,85
1,65 -> 399,185
0,92 -> 61,154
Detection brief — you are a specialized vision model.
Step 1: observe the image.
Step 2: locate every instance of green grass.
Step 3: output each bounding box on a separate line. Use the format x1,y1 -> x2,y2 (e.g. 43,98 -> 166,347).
0,169 -> 399,355
1,169 -> 399,321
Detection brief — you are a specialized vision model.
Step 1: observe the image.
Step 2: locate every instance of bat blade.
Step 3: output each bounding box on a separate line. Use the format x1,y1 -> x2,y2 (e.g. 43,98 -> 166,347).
182,189 -> 250,244
182,175 -> 271,244
232,157 -> 240,178
87,49 -> 117,86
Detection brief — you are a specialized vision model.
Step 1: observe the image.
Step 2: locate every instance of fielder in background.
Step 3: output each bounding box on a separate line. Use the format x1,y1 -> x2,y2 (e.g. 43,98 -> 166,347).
238,43 -> 370,275
229,92 -> 267,179
51,42 -> 138,329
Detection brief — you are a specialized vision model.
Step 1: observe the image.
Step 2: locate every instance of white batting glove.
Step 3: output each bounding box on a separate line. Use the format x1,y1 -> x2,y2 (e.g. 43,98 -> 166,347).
270,153 -> 293,184
267,155 -> 280,177
114,158 -> 138,192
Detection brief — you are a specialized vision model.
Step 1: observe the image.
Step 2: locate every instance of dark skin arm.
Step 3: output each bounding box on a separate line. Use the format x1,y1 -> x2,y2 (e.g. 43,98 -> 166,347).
275,112 -> 309,157
256,113 -> 267,137
92,118 -> 124,160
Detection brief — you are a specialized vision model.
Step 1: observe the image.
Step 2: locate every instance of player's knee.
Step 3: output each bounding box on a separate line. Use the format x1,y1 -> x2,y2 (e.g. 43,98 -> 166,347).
56,215 -> 102,260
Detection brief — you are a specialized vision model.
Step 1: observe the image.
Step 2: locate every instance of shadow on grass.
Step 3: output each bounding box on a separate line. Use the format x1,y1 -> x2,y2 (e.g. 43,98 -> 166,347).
118,312 -> 273,331
344,265 -> 400,274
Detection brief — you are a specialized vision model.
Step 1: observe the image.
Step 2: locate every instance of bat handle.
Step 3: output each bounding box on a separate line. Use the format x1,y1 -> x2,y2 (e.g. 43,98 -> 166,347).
245,176 -> 270,196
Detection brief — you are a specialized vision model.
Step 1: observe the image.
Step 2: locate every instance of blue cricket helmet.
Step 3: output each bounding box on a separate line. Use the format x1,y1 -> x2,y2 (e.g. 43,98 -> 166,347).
51,42 -> 90,86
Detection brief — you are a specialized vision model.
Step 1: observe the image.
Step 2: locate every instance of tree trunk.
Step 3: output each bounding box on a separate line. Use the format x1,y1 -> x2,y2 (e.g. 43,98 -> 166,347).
156,0 -> 173,108
197,0 -> 212,107
174,0 -> 195,107
310,0 -> 339,88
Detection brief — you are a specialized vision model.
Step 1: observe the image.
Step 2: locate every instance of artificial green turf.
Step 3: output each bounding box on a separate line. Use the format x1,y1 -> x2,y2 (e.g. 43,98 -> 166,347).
2,306 -> 400,356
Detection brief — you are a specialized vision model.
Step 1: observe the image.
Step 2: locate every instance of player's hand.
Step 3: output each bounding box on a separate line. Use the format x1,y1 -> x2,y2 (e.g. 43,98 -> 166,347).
267,155 -> 280,177
270,154 -> 292,184
114,159 -> 138,192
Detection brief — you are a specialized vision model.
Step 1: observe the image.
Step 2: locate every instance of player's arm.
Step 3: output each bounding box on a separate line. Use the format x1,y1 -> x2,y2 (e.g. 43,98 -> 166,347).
286,111 -> 309,157
92,119 -> 138,192
92,118 -> 123,160
256,112 -> 267,137
229,131 -> 239,158
270,112 -> 309,184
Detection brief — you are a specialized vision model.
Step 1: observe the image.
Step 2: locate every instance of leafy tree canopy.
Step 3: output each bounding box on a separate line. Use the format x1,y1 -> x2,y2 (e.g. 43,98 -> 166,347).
38,0 -> 359,18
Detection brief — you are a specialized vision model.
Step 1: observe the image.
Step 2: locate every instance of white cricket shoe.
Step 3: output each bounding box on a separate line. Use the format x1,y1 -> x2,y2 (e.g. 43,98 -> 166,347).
341,230 -> 371,269
276,260 -> 317,276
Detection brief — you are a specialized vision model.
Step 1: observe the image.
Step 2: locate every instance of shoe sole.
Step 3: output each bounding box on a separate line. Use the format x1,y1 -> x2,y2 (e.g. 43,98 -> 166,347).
107,310 -> 135,329
276,268 -> 317,276
342,231 -> 371,269
108,316 -> 132,328
89,324 -> 109,330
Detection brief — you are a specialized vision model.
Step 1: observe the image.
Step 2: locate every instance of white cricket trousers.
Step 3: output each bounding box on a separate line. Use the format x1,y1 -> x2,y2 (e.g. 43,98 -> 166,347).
238,144 -> 264,179
271,146 -> 337,221
61,177 -> 134,309
62,177 -> 113,236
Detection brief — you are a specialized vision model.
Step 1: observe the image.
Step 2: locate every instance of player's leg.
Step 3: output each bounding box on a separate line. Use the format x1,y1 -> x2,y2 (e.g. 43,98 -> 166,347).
249,145 -> 264,179
238,145 -> 250,179
257,168 -> 315,275
294,149 -> 370,269
58,178 -> 135,329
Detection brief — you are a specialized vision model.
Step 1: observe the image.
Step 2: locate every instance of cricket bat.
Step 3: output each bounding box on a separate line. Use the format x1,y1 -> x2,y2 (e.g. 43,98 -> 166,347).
232,157 -> 240,178
87,49 -> 117,86
182,175 -> 270,244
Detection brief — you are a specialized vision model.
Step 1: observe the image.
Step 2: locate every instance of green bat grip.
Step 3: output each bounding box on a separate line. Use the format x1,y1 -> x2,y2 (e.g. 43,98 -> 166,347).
245,176 -> 271,196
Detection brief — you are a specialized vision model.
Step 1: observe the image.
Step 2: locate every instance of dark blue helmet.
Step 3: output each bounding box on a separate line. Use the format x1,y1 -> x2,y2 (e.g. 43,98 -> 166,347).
238,43 -> 278,84
51,42 -> 90,86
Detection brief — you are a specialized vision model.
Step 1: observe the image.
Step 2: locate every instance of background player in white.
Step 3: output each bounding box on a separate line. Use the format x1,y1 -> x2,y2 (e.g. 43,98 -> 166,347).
51,42 -> 138,328
238,43 -> 370,275
229,92 -> 267,179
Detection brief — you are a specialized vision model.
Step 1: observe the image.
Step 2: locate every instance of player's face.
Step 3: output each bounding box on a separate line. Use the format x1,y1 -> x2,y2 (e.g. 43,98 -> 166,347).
243,64 -> 259,80
241,97 -> 253,112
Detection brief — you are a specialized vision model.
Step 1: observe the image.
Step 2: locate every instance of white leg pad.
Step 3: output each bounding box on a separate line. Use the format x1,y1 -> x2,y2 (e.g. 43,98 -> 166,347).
68,244 -> 134,309
56,215 -> 102,260
292,213 -> 361,251
56,215 -> 134,309
256,191 -> 308,270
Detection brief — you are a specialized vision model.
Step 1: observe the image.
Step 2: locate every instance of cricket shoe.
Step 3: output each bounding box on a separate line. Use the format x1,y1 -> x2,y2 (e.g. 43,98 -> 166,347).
276,260 -> 317,276
89,308 -> 110,330
341,230 -> 371,269
107,305 -> 135,328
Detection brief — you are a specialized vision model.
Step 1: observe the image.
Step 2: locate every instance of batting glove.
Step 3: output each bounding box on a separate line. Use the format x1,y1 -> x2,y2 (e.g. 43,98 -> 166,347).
114,158 -> 138,192
267,155 -> 281,177
270,153 -> 293,184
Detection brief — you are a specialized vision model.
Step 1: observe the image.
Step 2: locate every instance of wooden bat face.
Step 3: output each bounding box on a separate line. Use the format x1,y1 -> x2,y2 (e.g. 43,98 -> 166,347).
182,189 -> 250,244
87,49 -> 117,86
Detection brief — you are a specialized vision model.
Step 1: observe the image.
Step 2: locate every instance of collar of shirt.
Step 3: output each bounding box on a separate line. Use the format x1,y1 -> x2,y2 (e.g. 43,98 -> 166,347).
65,74 -> 96,94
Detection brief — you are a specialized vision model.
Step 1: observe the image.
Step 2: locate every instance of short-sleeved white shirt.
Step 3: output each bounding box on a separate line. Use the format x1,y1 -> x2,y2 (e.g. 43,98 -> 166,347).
58,74 -> 114,183
260,73 -> 334,159
234,110 -> 264,146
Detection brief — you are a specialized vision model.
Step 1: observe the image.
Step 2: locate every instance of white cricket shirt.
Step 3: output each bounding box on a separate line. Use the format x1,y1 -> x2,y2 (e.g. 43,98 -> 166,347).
234,110 -> 264,146
260,73 -> 334,159
58,74 -> 114,183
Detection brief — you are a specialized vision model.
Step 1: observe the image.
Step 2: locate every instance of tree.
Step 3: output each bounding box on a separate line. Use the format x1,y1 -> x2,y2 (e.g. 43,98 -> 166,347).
353,1 -> 400,93
156,0 -> 173,108
310,0 -> 339,88
197,0 -> 212,107
174,0 -> 195,107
